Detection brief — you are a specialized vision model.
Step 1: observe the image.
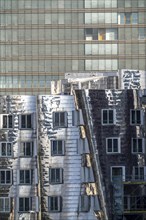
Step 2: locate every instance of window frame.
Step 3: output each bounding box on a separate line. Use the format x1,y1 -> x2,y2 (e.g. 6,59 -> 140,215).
19,170 -> 32,185
139,28 -> 146,40
106,137 -> 121,154
20,141 -> 33,157
133,166 -> 146,181
19,197 -> 32,212
0,197 -> 10,213
102,109 -> 116,125
49,168 -> 63,184
51,140 -> 65,156
131,138 -> 144,154
85,28 -> 118,41
20,114 -> 32,129
53,111 -> 67,128
2,115 -> 13,129
130,109 -> 143,125
0,170 -> 12,185
118,12 -> 138,24
48,196 -> 62,212
53,111 -> 68,128
0,142 -> 12,157
111,166 -> 125,182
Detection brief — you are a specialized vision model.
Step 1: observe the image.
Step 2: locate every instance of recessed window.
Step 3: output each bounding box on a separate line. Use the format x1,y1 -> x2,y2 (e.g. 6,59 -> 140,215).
102,109 -> 115,125
0,170 -> 12,184
132,138 -> 144,153
20,142 -> 33,157
53,112 -> 67,128
19,170 -> 32,184
20,114 -> 32,129
111,166 -> 125,181
49,168 -> 63,184
139,28 -> 146,40
0,198 -> 10,213
106,138 -> 120,153
130,110 -> 142,125
2,115 -> 13,129
51,140 -> 65,156
19,197 -> 32,212
133,167 -> 145,180
0,143 -> 12,157
85,28 -> 118,41
48,196 -> 62,212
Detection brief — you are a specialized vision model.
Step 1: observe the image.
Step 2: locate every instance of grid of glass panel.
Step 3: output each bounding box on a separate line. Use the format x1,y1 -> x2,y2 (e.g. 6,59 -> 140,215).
0,0 -> 145,93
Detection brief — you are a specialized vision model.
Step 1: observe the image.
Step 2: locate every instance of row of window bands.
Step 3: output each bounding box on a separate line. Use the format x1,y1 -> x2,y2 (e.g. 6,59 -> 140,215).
85,28 -> 146,40
54,109 -> 143,128
111,166 -> 146,182
0,168 -> 65,185
85,12 -> 138,25
106,137 -> 145,154
85,28 -> 118,41
0,196 -> 94,213
0,142 -> 34,157
2,112 -> 66,129
102,109 -> 143,125
0,196 -> 62,213
0,170 -> 37,185
0,140 -> 63,157
3,109 -> 142,129
2,114 -> 32,129
85,0 -> 146,8
0,197 -> 34,213
0,196 -> 60,213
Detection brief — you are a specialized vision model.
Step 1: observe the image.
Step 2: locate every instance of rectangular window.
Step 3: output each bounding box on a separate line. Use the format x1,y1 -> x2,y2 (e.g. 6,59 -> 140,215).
130,110 -> 142,125
0,143 -> 12,157
0,170 -> 12,184
20,114 -> 32,129
106,138 -> 120,153
49,168 -> 63,184
118,13 -> 138,24
85,28 -> 93,40
85,28 -> 118,41
132,138 -> 144,153
19,197 -> 31,212
139,28 -> 146,39
51,140 -> 65,156
133,167 -> 145,180
53,112 -> 67,128
19,170 -> 32,184
20,142 -> 33,157
102,109 -> 115,125
48,196 -> 62,212
0,198 -> 10,213
111,166 -> 125,181
2,115 -> 13,128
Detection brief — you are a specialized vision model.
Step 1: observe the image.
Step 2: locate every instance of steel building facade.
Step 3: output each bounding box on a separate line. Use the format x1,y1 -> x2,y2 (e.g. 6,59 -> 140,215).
0,94 -> 102,220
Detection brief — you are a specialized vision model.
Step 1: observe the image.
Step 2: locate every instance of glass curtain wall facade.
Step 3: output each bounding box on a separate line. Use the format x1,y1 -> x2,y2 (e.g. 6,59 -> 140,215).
0,0 -> 146,94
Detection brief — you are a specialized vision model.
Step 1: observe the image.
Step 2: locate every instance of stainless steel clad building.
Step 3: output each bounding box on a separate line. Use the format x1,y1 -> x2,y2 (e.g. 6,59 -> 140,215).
0,94 -> 102,220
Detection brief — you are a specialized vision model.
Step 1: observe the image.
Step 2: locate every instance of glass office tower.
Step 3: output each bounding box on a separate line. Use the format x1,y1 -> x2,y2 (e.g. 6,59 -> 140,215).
0,0 -> 145,94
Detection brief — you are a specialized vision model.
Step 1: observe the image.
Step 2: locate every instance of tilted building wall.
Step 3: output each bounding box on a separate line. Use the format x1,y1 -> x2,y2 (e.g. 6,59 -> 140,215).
75,89 -> 146,220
